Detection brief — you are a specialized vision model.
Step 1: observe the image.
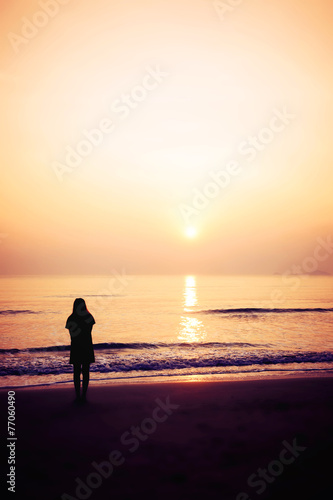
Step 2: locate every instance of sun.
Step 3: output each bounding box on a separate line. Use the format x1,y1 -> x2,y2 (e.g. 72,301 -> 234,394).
185,226 -> 197,238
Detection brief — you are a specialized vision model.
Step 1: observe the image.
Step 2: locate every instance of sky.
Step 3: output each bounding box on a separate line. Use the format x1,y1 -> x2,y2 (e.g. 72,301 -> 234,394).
0,0 -> 332,275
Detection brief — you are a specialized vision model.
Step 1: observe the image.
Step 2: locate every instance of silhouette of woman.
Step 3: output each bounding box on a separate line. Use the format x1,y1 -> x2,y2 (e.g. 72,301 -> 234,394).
65,298 -> 95,402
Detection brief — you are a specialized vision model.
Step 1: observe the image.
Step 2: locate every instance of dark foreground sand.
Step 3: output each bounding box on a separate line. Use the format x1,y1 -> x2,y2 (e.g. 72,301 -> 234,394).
1,377 -> 333,500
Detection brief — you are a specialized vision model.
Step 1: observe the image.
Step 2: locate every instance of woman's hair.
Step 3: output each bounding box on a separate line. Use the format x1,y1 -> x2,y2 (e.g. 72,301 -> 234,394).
71,298 -> 94,326
72,298 -> 88,316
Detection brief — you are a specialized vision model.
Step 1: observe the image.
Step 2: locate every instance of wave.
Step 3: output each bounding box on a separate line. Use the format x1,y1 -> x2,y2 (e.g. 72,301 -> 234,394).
46,294 -> 124,298
1,351 -> 333,377
0,309 -> 42,315
0,341 -> 262,354
195,307 -> 333,315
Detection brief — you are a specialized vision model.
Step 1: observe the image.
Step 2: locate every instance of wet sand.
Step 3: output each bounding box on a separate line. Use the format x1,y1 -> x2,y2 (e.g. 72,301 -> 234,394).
1,377 -> 332,500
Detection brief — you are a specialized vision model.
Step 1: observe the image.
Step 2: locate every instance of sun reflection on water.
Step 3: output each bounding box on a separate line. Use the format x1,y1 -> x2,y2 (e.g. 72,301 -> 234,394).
178,276 -> 206,342
184,275 -> 197,310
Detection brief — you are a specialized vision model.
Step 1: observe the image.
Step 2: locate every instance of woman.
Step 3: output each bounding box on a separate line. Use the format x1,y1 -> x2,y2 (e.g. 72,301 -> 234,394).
65,298 -> 95,402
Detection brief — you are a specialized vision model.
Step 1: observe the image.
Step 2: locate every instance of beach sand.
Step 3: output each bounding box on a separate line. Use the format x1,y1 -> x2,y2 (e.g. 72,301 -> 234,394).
1,377 -> 333,500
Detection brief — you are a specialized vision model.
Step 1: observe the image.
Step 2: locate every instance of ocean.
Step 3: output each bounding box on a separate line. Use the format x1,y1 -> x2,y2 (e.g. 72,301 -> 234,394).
0,275 -> 333,388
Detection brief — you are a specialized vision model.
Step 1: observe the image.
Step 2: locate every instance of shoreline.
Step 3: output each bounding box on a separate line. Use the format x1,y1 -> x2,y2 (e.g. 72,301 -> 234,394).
1,368 -> 333,391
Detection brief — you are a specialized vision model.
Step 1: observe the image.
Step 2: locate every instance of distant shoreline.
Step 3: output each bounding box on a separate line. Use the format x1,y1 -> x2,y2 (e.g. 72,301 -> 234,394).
274,270 -> 331,276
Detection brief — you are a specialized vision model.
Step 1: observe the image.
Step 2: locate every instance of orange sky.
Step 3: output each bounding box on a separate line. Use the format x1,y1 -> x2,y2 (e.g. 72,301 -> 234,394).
0,0 -> 332,274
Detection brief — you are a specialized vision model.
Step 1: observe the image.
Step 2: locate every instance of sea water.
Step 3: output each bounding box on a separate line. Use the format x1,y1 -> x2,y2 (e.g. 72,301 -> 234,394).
0,275 -> 332,388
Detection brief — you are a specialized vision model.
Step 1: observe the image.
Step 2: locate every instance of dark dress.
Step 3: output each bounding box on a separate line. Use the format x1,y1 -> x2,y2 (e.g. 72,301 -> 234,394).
65,313 -> 95,364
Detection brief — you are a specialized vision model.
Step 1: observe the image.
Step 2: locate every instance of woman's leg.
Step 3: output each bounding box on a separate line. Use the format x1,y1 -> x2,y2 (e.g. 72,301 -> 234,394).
82,363 -> 90,399
73,363 -> 81,399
